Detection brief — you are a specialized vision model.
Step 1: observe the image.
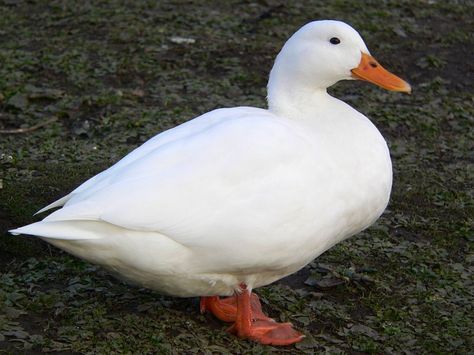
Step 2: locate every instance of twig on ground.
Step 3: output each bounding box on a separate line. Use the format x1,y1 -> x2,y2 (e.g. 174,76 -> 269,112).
0,116 -> 58,134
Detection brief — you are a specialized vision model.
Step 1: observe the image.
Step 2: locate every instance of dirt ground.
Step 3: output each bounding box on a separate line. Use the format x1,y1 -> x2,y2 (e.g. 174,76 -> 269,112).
0,0 -> 473,353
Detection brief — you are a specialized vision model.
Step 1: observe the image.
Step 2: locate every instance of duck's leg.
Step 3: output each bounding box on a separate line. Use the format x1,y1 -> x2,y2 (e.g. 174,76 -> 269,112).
200,292 -> 271,323
200,295 -> 238,322
227,284 -> 304,346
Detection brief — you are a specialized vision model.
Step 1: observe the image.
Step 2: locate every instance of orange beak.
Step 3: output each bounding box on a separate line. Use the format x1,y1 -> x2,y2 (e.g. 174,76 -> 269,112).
351,52 -> 411,94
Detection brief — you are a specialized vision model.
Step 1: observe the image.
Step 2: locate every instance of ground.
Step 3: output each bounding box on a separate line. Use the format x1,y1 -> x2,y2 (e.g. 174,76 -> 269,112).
0,0 -> 473,353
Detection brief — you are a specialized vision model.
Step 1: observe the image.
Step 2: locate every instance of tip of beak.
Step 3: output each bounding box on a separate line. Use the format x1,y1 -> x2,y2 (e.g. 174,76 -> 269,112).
389,79 -> 411,94
400,82 -> 412,95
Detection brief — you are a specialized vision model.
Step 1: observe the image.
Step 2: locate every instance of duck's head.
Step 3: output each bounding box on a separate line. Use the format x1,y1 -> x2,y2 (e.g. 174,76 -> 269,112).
268,20 -> 411,111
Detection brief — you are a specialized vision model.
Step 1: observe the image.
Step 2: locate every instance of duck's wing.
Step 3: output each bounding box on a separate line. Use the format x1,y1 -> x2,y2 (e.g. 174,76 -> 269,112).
35,108 -> 242,214
22,107 -> 315,249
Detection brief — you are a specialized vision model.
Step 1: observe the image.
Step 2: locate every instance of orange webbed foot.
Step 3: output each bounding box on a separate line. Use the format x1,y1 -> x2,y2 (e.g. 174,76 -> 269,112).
200,292 -> 273,323
201,284 -> 304,346
228,318 -> 304,345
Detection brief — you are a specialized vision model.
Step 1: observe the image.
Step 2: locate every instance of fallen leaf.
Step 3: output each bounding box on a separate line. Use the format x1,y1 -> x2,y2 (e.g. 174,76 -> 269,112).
3,306 -> 27,319
7,93 -> 28,110
295,333 -> 319,350
305,275 -> 345,289
349,324 -> 382,340
3,329 -> 29,339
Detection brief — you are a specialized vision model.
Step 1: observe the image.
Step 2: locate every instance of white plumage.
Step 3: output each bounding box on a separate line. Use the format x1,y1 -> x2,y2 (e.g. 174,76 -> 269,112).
11,20 -> 409,300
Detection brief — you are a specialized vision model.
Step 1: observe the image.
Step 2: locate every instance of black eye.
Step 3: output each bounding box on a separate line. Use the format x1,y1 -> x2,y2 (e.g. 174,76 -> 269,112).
329,37 -> 340,45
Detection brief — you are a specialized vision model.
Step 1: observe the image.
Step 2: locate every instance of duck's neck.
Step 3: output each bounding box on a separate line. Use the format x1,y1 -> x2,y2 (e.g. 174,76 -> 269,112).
266,59 -> 334,119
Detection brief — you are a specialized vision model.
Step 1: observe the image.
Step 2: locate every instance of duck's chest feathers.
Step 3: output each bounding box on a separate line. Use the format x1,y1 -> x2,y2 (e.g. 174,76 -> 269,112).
291,103 -> 392,250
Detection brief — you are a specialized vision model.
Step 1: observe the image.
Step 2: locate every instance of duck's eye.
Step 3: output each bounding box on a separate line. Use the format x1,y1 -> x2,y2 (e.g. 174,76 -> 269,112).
329,37 -> 341,45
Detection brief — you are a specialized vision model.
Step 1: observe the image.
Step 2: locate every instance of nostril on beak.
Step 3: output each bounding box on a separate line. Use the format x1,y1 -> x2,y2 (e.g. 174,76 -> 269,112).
369,62 -> 378,68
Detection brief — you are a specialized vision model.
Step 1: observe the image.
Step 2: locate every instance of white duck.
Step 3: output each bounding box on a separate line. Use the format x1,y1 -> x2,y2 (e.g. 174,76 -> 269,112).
11,20 -> 410,345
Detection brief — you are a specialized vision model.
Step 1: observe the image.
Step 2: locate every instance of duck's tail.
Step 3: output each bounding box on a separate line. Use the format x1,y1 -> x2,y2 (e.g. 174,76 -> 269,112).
9,220 -> 102,240
34,194 -> 71,215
